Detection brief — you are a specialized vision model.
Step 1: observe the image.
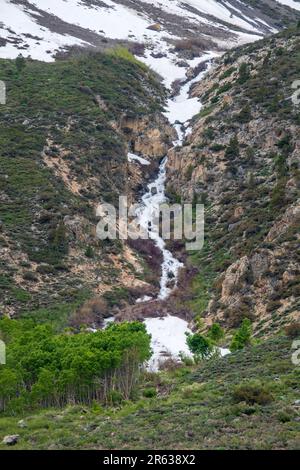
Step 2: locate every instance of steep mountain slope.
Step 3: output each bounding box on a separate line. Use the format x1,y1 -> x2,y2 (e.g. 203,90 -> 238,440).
166,26 -> 300,336
0,2 -> 299,453
0,2 -> 298,336
0,49 -> 174,323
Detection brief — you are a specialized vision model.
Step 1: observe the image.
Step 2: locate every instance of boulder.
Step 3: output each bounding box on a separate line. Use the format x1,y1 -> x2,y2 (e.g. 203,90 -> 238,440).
2,435 -> 20,446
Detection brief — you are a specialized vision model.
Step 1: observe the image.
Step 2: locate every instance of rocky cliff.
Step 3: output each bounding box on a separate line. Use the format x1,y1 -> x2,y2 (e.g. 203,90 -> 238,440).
167,26 -> 300,336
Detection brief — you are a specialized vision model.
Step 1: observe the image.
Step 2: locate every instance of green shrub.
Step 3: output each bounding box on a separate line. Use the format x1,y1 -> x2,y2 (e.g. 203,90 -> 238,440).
36,264 -> 55,275
22,271 -> 38,282
84,246 -> 95,258
225,136 -> 240,159
237,104 -> 252,123
220,67 -> 236,80
186,333 -> 213,361
107,46 -> 147,70
232,381 -> 273,405
238,62 -> 250,84
143,387 -> 157,398
270,179 -> 287,208
230,318 -> 252,351
11,288 -> 32,303
15,54 -> 26,73
185,165 -> 194,179
210,144 -> 225,152
277,408 -> 295,423
216,83 -> 232,95
107,390 -> 123,405
207,323 -> 224,343
285,322 -> 300,339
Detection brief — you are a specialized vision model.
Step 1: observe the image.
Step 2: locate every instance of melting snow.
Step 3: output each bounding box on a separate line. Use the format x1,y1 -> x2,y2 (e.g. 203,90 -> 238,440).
0,0 -> 280,370
0,0 -> 87,60
274,0 -> 300,11
145,315 -> 192,371
0,0 -> 284,62
138,47 -> 227,367
164,51 -> 219,125
128,152 -> 150,165
145,316 -> 231,371
134,156 -> 184,301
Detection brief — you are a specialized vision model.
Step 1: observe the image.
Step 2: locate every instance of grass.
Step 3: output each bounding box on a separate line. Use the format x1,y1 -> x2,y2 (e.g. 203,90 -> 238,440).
0,336 -> 299,450
18,288 -> 91,331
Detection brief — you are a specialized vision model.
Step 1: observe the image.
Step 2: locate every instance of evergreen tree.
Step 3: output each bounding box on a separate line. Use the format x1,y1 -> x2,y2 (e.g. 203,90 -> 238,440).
230,318 -> 252,352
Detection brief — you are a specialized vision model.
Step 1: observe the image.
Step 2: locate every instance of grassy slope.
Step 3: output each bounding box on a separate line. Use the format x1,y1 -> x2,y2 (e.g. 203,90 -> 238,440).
0,335 -> 299,450
0,49 -> 165,321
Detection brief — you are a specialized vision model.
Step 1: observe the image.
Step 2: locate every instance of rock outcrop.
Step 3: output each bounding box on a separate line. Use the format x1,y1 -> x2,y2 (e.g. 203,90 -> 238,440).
166,27 -> 300,335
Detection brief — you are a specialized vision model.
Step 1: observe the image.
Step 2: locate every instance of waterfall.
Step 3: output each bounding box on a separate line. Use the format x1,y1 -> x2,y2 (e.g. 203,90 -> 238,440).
129,52 -> 221,369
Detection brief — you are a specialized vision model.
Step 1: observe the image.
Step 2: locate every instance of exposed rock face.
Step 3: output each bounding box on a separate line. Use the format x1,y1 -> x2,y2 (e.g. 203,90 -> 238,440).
266,203 -> 300,243
221,256 -> 250,300
120,114 -> 176,159
166,28 -> 300,336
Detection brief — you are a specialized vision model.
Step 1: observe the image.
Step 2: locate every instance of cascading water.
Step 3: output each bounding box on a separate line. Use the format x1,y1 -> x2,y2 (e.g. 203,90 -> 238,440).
135,52 -> 218,301
135,157 -> 184,301
128,52 -> 230,369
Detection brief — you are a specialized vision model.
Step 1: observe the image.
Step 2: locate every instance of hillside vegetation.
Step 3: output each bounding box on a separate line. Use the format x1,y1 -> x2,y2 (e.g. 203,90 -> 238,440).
167,26 -> 300,337
0,48 -> 168,324
0,335 -> 299,450
0,19 -> 299,452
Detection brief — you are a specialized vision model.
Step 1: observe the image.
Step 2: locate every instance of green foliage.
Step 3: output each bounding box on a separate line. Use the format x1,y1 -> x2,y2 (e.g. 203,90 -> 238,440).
0,319 -> 151,412
225,135 -> 240,159
49,223 -> 68,256
0,336 -> 296,450
209,143 -> 225,152
238,62 -> 250,84
230,318 -> 252,352
186,333 -> 213,361
11,288 -> 32,303
107,46 -> 147,70
185,164 -> 194,179
270,178 -> 287,208
232,380 -> 273,405
219,67 -> 236,80
143,387 -> 157,398
274,154 -> 288,178
0,48 -> 166,313
15,54 -> 26,74
207,323 -> 224,343
237,104 -> 252,123
216,82 -> 232,95
0,52 -> 164,259
84,246 -> 95,259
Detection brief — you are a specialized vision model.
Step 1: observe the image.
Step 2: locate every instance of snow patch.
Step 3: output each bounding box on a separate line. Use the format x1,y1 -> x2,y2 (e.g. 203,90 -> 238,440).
128,152 -> 150,165
145,315 -> 192,371
274,0 -> 300,11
